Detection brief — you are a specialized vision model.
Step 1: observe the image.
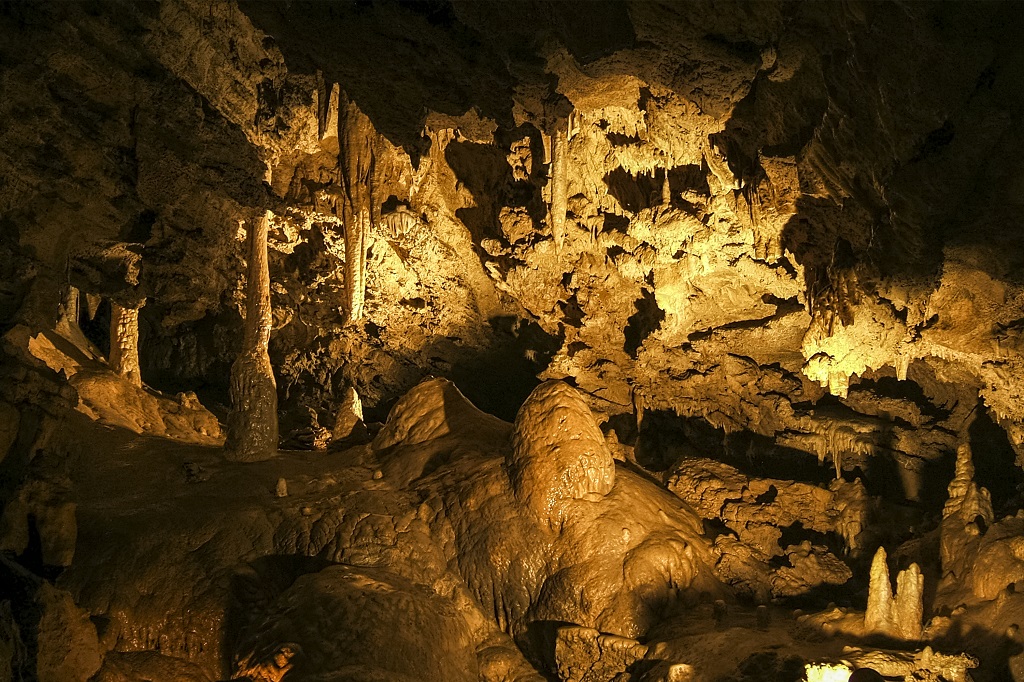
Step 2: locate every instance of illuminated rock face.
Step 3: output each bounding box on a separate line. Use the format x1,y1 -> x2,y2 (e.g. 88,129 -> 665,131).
376,379 -> 723,643
507,380 -> 615,525
226,212 -> 279,462
108,302 -> 143,387
3,1 -> 1024,681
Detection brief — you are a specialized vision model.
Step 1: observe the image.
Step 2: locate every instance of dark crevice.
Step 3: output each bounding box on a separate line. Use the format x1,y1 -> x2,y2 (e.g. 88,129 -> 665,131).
623,288 -> 664,357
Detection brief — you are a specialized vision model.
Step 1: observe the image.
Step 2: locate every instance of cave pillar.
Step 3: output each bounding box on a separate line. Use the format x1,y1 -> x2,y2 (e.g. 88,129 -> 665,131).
339,94 -> 375,323
225,210 -> 278,462
108,300 -> 144,387
548,116 -> 569,251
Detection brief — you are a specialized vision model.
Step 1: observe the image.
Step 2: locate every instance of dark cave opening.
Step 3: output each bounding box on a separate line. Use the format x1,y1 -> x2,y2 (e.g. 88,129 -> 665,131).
970,406 -> 1024,516
603,167 -> 661,214
633,409 -> 835,486
623,288 -> 664,357
77,296 -> 110,359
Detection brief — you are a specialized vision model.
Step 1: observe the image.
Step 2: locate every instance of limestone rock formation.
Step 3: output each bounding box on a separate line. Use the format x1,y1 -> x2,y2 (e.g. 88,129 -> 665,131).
108,301 -> 143,387
226,212 -> 279,462
864,547 -> 924,641
508,380 -> 616,525
3,0 -> 1024,680
232,565 -> 479,682
34,582 -> 103,682
375,378 -> 724,644
554,626 -> 647,682
331,385 -> 365,441
0,478 -> 76,568
941,442 -> 995,579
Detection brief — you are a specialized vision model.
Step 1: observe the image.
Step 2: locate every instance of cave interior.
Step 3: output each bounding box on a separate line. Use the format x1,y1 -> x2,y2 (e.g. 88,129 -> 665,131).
3,1 -> 1024,681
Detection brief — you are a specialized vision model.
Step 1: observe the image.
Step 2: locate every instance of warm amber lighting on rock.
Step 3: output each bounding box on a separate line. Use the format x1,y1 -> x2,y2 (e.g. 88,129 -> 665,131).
2,0 -> 1024,680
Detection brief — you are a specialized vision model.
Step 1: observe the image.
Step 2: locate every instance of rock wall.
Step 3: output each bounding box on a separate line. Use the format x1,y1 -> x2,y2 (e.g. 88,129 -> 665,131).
3,0 -> 1024,500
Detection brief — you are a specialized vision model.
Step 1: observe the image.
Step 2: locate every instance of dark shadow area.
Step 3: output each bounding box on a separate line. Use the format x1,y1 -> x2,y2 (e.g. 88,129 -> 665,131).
634,409 -> 834,485
238,0 -> 517,158
0,552 -> 43,682
970,406 -> 1024,516
603,167 -> 659,214
78,297 -> 111,358
849,372 -> 953,423
223,554 -> 333,674
446,140 -> 513,245
623,287 -> 664,357
666,163 -> 710,199
139,306 -> 241,412
727,651 -> 805,682
0,218 -> 27,334
443,316 -> 562,422
239,1 -> 636,157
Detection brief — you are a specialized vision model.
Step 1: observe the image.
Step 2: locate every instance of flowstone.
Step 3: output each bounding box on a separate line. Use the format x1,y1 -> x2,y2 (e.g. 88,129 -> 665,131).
375,378 -> 725,644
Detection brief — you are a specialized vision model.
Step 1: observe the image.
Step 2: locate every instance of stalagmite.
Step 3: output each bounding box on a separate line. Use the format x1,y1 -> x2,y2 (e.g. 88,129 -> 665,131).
940,442 -> 993,578
864,546 -> 923,640
108,301 -> 143,387
864,547 -> 893,635
339,94 -> 375,323
508,380 -> 615,526
331,385 -> 364,441
225,211 -> 278,462
548,116 -> 569,252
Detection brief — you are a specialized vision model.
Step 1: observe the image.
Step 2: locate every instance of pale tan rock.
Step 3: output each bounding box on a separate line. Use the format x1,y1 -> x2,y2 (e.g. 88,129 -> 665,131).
864,546 -> 923,641
70,372 -> 221,443
108,301 -> 143,387
769,542 -> 853,598
941,443 -> 994,579
226,211 -> 279,461
554,626 -> 647,682
35,583 -> 102,682
337,94 -> 375,323
372,377 -> 511,463
966,516 -> 1024,601
331,385 -> 365,441
507,380 -> 615,525
843,646 -> 978,682
549,116 -> 570,251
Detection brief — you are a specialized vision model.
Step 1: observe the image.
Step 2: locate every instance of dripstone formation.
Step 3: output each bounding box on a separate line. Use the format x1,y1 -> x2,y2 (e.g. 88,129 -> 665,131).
2,1 -> 1024,681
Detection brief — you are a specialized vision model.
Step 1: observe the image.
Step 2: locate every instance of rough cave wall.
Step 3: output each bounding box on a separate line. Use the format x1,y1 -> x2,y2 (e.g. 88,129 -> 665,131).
2,0 -> 1024,491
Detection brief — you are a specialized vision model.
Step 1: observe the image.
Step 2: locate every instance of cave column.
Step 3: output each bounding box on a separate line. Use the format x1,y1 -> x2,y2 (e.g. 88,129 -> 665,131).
339,94 -> 375,323
108,300 -> 144,387
225,210 -> 279,462
548,116 -> 569,252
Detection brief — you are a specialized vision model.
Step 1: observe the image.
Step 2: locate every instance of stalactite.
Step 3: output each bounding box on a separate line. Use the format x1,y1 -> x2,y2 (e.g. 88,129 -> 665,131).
226,211 -> 279,462
338,93 -> 375,323
108,301 -> 143,387
549,116 -> 569,252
